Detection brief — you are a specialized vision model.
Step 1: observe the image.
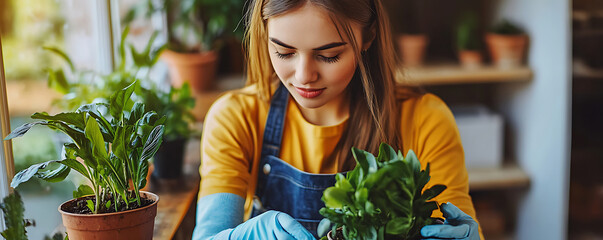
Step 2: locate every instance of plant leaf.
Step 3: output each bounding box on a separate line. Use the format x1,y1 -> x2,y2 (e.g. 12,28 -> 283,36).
61,158 -> 91,181
385,216 -> 411,235
421,184 -> 447,201
323,187 -> 352,209
84,117 -> 107,166
139,125 -> 164,162
4,121 -> 45,140
37,163 -> 70,183
32,112 -> 86,130
109,81 -> 136,120
43,46 -> 75,72
11,161 -> 55,188
73,184 -> 95,198
377,143 -> 398,162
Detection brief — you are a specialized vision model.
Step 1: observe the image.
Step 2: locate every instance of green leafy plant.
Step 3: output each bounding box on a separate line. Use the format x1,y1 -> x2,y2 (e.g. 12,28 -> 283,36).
490,20 -> 525,35
0,191 -> 66,240
1,191 -> 30,240
123,0 -> 246,53
319,143 -> 446,240
4,82 -> 166,214
455,12 -> 481,51
45,26 -> 195,140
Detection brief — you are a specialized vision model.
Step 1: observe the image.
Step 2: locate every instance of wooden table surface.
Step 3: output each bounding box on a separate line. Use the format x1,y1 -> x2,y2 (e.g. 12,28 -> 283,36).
151,138 -> 201,240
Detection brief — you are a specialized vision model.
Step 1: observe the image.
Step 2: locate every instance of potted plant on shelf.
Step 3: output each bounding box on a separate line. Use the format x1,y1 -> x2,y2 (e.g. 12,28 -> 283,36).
4,82 -> 165,240
124,0 -> 246,94
46,27 -> 196,180
393,0 -> 428,67
485,20 -> 528,69
455,12 -> 482,69
318,143 -> 446,240
138,83 -> 196,179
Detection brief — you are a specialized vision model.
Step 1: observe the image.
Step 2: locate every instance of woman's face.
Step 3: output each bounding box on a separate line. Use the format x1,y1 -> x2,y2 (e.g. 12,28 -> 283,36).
266,3 -> 363,111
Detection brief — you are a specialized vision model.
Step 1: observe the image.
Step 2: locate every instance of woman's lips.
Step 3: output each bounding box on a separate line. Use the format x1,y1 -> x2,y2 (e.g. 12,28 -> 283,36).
294,87 -> 325,98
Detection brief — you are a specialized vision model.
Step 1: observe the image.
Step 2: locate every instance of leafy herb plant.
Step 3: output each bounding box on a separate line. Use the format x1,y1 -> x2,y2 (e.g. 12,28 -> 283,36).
319,143 -> 447,240
4,82 -> 165,214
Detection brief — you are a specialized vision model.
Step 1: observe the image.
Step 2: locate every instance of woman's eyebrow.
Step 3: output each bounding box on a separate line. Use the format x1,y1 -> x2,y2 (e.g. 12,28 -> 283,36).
269,37 -> 347,50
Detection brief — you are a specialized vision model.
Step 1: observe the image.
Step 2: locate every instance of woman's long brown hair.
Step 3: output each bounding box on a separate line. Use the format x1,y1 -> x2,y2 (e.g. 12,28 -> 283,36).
244,0 -> 421,169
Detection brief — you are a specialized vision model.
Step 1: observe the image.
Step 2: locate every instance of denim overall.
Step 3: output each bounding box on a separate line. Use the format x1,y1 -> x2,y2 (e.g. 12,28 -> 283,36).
250,84 -> 338,238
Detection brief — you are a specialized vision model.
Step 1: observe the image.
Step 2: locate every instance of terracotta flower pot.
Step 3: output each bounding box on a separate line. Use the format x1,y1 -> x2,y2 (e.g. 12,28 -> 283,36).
161,50 -> 218,95
59,191 -> 159,240
397,34 -> 429,67
458,50 -> 483,69
485,34 -> 528,68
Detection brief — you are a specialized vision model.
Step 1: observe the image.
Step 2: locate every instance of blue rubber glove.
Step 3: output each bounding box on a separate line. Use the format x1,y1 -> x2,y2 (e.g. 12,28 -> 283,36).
192,193 -> 245,240
214,210 -> 316,240
421,202 -> 480,240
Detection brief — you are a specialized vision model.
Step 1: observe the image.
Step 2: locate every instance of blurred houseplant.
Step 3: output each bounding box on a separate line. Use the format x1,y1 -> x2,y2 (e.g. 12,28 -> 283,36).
46,27 -> 196,179
4,82 -> 165,239
392,0 -> 428,67
455,12 -> 482,69
0,190 -> 65,240
485,20 -> 528,68
124,0 -> 246,94
318,143 -> 446,240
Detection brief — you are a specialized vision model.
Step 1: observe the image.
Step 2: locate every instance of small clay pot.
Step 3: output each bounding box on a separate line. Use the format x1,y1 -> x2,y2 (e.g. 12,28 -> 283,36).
59,191 -> 159,240
397,34 -> 429,67
485,33 -> 528,68
458,50 -> 483,69
161,49 -> 218,94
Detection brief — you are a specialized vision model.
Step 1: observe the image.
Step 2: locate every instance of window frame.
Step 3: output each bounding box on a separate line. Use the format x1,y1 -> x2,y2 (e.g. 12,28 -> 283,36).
0,33 -> 14,231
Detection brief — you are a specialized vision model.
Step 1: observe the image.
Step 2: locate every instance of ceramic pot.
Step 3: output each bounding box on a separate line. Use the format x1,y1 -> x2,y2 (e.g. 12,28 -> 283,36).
458,50 -> 483,69
59,191 -> 159,240
485,34 -> 528,68
397,34 -> 429,67
161,50 -> 218,94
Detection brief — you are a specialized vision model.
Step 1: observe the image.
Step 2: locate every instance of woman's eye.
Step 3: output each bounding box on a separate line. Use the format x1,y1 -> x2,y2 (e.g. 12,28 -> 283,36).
318,55 -> 340,63
275,51 -> 294,59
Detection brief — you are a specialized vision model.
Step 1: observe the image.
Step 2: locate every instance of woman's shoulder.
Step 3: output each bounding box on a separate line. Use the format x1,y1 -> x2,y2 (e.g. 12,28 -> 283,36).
400,93 -> 456,126
205,84 -> 267,122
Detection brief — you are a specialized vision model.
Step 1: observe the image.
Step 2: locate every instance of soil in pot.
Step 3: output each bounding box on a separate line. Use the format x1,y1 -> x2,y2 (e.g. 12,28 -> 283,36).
326,228 -> 345,240
60,194 -> 154,214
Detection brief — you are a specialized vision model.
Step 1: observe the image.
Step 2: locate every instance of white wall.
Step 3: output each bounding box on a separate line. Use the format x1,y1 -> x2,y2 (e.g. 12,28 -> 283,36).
493,0 -> 571,239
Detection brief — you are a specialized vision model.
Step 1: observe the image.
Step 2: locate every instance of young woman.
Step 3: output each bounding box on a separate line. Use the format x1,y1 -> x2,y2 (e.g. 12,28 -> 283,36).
193,0 -> 482,239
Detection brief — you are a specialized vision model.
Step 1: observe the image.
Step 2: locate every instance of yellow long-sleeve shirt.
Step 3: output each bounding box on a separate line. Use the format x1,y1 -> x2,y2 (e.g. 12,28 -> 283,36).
199,84 -> 482,237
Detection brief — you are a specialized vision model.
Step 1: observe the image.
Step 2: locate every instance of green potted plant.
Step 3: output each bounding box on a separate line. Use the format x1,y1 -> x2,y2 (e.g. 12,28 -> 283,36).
4,82 -> 165,239
318,143 -> 446,240
455,12 -> 482,69
0,191 -> 65,240
124,0 -> 246,94
485,20 -> 528,68
46,27 -> 196,180
138,83 -> 195,179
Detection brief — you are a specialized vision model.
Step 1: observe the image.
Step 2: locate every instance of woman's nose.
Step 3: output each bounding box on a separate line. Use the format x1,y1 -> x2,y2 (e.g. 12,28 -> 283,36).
295,55 -> 318,84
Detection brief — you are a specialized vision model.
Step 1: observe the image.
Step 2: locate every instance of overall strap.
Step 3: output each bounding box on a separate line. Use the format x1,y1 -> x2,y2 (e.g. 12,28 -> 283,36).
260,84 -> 289,158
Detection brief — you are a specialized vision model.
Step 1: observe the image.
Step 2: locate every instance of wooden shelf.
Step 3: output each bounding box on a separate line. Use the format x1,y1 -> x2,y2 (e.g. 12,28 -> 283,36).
468,164 -> 530,191
397,64 -> 533,85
